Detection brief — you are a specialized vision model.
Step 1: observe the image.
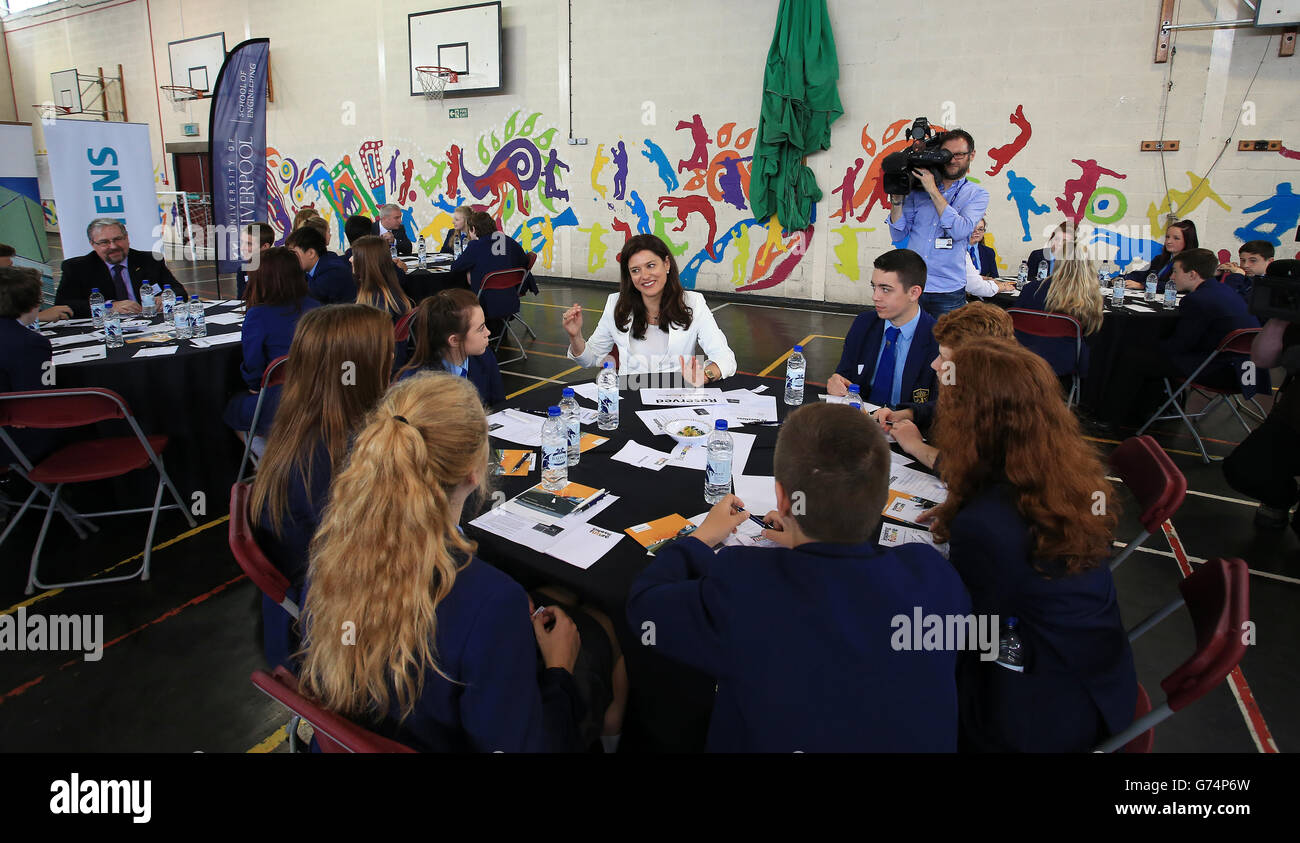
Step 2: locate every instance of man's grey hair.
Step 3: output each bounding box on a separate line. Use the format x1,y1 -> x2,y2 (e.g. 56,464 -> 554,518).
378,204 -> 400,217
87,219 -> 127,241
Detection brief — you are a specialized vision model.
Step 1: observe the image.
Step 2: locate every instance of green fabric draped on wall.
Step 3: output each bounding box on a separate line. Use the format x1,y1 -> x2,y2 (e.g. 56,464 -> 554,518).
748,0 -> 843,232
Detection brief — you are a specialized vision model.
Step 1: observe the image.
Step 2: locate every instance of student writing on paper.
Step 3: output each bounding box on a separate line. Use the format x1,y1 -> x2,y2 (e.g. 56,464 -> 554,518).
562,234 -> 736,385
922,339 -> 1137,752
222,248 -> 320,441
0,266 -> 58,466
300,373 -> 624,752
249,305 -> 394,671
627,402 -> 971,752
396,289 -> 504,407
827,249 -> 939,410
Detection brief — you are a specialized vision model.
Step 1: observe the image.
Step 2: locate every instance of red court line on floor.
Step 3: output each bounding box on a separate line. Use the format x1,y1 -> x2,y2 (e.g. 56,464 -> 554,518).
0,572 -> 248,706
1160,520 -> 1278,753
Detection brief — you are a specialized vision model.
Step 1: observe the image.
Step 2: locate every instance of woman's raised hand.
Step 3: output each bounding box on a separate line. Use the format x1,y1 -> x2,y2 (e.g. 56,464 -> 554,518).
562,303 -> 584,339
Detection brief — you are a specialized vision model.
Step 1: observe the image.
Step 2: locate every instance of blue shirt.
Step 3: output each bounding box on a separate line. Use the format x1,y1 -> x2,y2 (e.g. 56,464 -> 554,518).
887,178 -> 989,294
872,307 -> 921,406
441,357 -> 468,378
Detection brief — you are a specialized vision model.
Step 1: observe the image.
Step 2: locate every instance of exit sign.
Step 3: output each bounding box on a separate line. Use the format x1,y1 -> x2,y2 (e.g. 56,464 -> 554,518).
448,107 -> 468,119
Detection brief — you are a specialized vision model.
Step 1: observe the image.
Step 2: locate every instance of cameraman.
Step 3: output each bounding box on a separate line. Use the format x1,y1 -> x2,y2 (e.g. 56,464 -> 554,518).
887,129 -> 989,318
1223,313 -> 1300,534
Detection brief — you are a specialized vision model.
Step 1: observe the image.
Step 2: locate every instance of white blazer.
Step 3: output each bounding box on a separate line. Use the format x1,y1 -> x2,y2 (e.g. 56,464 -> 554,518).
567,291 -> 738,377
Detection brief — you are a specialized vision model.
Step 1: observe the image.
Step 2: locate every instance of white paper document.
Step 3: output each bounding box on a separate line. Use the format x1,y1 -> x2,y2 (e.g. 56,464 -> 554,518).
640,387 -> 725,406
611,440 -> 673,471
486,409 -> 544,446
818,393 -> 883,413
52,344 -> 107,364
1123,304 -> 1155,313
48,333 -> 102,348
204,312 -> 245,325
469,507 -> 568,551
878,523 -> 948,558
688,511 -> 782,550
190,332 -> 243,348
668,442 -> 708,470
569,382 -> 600,404
133,346 -> 178,358
890,451 -> 914,467
545,525 -> 624,569
889,465 -> 948,503
731,474 -> 778,517
718,389 -> 779,423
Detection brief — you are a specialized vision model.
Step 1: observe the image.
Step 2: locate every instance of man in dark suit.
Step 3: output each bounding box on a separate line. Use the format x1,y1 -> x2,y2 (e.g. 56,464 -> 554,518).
1103,248 -> 1260,426
54,219 -> 185,318
827,248 -> 940,409
968,219 -> 998,279
236,222 -> 275,299
285,224 -> 356,304
372,204 -> 413,256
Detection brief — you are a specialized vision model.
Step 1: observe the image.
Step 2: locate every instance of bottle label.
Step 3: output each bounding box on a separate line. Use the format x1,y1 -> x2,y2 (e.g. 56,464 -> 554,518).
106,322 -> 122,343
706,456 -> 732,487
598,389 -> 618,415
542,444 -> 567,471
567,420 -> 580,449
787,372 -> 804,393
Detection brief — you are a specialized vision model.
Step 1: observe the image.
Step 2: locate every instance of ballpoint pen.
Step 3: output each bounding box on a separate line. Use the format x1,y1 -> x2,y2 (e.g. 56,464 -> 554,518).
570,488 -> 609,515
508,451 -> 532,473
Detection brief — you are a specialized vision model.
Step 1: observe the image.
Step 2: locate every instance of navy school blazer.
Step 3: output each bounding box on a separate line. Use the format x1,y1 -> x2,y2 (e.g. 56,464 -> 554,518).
834,308 -> 940,407
396,348 -> 505,408
973,243 -> 998,278
0,318 -> 57,465
306,251 -> 357,304
1161,277 -> 1261,387
627,535 -> 972,752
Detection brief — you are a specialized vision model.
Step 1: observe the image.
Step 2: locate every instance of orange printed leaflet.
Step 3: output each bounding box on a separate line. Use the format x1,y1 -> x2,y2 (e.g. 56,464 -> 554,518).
625,514 -> 696,556
491,448 -> 534,477
579,433 -> 608,452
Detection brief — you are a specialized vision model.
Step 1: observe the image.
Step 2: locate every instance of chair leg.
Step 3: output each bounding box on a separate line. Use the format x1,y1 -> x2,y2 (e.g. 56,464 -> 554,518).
0,486 -> 41,554
158,464 -> 197,529
139,477 -> 167,582
513,315 -> 537,339
1224,396 -> 1255,435
288,715 -> 301,752
1168,393 -> 1212,463
1136,380 -> 1181,436
25,484 -> 63,595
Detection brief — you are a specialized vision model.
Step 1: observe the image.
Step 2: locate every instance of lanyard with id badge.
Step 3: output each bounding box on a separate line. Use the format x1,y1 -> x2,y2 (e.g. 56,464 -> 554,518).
933,180 -> 966,251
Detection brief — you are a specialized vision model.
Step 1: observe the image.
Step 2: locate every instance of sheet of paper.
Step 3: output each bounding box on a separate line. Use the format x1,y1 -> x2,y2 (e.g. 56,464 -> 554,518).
640,387 -> 725,406
486,408 -> 544,446
689,512 -> 782,550
889,465 -> 948,503
60,318 -> 95,327
555,491 -> 619,526
545,525 -> 624,570
569,382 -> 600,404
625,513 -> 696,555
818,393 -> 883,413
468,507 -> 567,551
578,432 -> 608,452
190,331 -> 243,348
732,474 -> 777,517
52,344 -> 107,364
48,333 -> 102,348
750,384 -> 770,394
611,440 -> 673,471
636,406 -> 745,436
890,451 -> 914,467
882,490 -> 939,526
132,346 -> 178,357
204,312 -> 245,325
1124,303 -> 1155,313
879,523 -> 947,558
578,408 -> 599,425
718,390 -> 779,423
668,442 -> 708,470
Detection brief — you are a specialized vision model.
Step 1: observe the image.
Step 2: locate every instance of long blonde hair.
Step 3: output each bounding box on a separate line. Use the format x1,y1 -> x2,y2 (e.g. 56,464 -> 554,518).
1043,235 -> 1104,335
250,305 -> 395,535
299,372 -> 491,719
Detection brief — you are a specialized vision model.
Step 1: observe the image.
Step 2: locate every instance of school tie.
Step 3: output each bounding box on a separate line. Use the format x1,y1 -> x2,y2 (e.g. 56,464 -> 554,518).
110,264 -> 130,301
969,245 -> 980,268
869,326 -> 901,407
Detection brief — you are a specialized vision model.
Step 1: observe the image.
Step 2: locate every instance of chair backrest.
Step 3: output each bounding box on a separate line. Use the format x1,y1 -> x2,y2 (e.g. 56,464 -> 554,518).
228,481 -> 297,617
0,387 -> 130,429
250,666 -> 417,753
1006,308 -> 1083,341
394,310 -> 418,343
262,355 -> 290,390
1161,557 -> 1250,712
1121,683 -> 1154,753
1108,435 -> 1188,533
526,251 -> 538,271
1216,327 -> 1260,356
480,268 -> 527,292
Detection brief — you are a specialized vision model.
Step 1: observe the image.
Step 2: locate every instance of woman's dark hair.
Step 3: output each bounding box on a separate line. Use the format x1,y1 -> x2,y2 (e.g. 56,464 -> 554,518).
245,247 -> 310,308
613,234 -> 692,340
1150,219 -> 1198,273
397,288 -> 481,378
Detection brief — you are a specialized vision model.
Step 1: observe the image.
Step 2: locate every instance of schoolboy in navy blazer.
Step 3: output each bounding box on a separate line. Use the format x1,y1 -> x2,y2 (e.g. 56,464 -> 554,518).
948,483 -> 1136,752
449,231 -> 529,321
834,308 -> 940,408
286,226 -> 356,305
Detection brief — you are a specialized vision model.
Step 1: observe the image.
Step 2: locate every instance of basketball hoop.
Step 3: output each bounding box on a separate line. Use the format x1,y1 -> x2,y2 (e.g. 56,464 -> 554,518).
415,66 -> 460,104
161,85 -> 205,113
32,103 -> 72,121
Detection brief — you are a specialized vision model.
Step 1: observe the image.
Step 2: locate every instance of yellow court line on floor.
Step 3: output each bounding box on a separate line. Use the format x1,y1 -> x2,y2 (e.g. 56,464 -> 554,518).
1082,435 -> 1226,461
2,514 -> 231,616
507,365 -> 584,399
758,334 -> 844,377
248,724 -> 288,753
522,300 -> 603,314
509,347 -> 572,360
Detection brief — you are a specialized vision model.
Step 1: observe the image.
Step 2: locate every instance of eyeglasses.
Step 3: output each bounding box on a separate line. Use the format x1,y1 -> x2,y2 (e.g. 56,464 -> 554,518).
949,151 -> 973,160
91,236 -> 127,246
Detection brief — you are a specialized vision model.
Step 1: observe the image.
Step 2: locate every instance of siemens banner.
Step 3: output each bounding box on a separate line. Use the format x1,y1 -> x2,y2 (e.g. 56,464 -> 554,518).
44,120 -> 157,262
209,37 -> 269,274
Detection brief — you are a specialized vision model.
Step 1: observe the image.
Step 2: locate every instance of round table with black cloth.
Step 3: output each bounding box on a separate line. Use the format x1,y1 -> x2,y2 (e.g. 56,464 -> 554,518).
465,375 -> 923,751
40,304 -> 247,514
989,292 -> 1180,419
400,265 -> 469,303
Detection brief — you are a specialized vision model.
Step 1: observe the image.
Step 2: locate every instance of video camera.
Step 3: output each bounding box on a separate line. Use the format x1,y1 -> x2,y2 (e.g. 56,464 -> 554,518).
881,117 -> 952,197
1249,259 -> 1300,322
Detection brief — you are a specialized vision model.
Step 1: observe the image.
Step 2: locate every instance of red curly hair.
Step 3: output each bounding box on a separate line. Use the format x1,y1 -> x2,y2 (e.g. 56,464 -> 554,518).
929,338 -> 1117,574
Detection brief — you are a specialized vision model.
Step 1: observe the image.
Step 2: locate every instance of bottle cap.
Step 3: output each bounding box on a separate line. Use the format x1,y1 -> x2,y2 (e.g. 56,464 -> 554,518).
548,406 -> 561,416
164,284 -> 172,288
793,345 -> 803,352
562,387 -> 574,397
603,361 -> 612,368
714,419 -> 728,431
191,295 -> 200,301
92,288 -> 100,293
103,301 -> 113,309
848,384 -> 860,395
1006,616 -> 1019,627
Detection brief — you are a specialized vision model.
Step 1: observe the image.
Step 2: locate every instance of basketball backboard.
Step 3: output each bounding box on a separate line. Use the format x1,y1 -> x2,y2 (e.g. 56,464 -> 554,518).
167,33 -> 226,100
50,69 -> 82,113
408,1 -> 502,97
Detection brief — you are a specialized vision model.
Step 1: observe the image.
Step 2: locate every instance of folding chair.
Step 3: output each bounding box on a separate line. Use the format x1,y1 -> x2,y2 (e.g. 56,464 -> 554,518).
1095,557 -> 1249,752
236,354 -> 289,483
478,268 -> 529,366
394,309 -> 418,344
0,462 -> 99,551
1136,328 -> 1265,463
251,666 -> 418,753
1107,435 -> 1187,571
512,251 -> 540,339
0,388 -> 197,595
1007,308 -> 1084,407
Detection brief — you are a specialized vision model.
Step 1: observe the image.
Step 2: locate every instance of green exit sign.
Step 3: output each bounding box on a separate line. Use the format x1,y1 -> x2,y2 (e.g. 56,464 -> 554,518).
448,107 -> 468,119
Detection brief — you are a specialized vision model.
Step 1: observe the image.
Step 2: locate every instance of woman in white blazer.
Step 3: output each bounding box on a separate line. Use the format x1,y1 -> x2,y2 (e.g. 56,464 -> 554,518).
562,234 -> 736,385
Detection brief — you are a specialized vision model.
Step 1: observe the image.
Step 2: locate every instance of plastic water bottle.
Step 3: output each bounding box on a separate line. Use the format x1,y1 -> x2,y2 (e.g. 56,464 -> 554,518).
560,387 -> 581,467
29,314 -> 40,332
996,616 -> 1026,672
1036,260 -> 1049,283
784,345 -> 805,405
1163,282 -> 1177,310
190,295 -> 207,337
104,302 -> 124,348
140,283 -> 156,317
417,235 -> 427,269
704,419 -> 733,505
161,285 -> 177,323
847,384 -> 862,406
173,296 -> 192,339
596,361 -> 619,430
540,406 -> 568,491
1016,260 -> 1028,290
849,402 -> 862,411
1144,272 -> 1158,303
89,288 -> 106,329
1099,260 -> 1115,287
390,240 -> 398,262
1110,273 -> 1125,308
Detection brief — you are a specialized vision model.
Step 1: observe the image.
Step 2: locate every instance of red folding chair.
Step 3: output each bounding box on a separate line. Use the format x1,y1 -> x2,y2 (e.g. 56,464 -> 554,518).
394,309 -> 418,343
1007,308 -> 1084,407
236,354 -> 289,483
0,388 -> 196,595
514,251 -> 540,340
0,462 -> 99,552
1107,435 -> 1188,571
478,268 -> 529,366
251,666 -> 418,753
1095,557 -> 1250,752
1136,328 -> 1264,463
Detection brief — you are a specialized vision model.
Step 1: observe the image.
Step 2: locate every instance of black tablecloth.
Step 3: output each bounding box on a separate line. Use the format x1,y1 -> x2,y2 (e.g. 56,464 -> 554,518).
990,292 -> 1180,418
401,265 -> 469,303
41,303 -> 247,511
